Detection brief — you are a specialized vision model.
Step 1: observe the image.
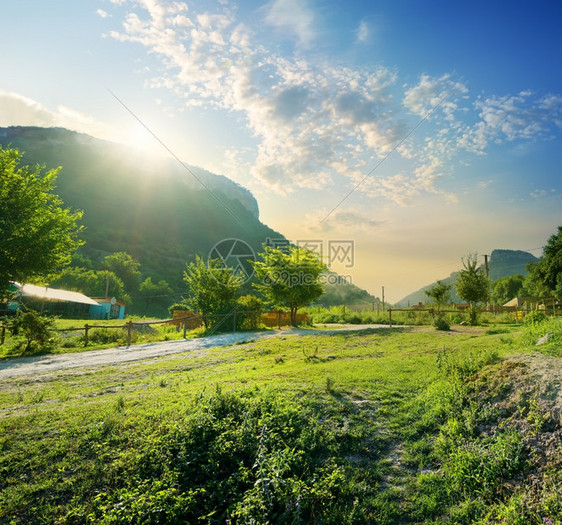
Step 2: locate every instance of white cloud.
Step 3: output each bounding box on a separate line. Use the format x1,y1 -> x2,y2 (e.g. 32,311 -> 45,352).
403,73 -> 468,120
0,92 -> 58,127
530,189 -> 548,198
457,92 -> 562,154
96,9 -> 110,18
477,180 -> 493,189
306,209 -> 384,233
264,0 -> 316,47
356,20 -> 370,43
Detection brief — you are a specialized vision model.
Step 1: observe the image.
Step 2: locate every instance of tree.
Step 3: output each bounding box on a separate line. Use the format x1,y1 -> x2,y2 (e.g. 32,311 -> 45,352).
0,147 -> 83,295
425,280 -> 451,316
522,262 -> 552,298
51,267 -> 129,303
455,254 -> 489,325
183,255 -> 243,329
102,252 -> 141,296
526,225 -> 562,300
252,245 -> 327,326
139,277 -> 173,316
490,274 -> 525,305
9,309 -> 56,353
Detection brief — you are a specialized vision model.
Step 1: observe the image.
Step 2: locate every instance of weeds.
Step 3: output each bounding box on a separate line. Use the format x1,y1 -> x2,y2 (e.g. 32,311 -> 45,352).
303,345 -> 319,361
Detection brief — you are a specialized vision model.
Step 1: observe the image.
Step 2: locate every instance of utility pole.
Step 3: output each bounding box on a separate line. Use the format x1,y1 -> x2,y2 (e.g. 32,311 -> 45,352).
484,254 -> 490,309
382,286 -> 385,312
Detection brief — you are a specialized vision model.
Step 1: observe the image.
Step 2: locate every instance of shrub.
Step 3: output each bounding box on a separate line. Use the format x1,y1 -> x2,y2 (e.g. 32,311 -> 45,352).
8,310 -> 56,352
524,310 -> 547,325
236,295 -> 265,330
434,317 -> 450,331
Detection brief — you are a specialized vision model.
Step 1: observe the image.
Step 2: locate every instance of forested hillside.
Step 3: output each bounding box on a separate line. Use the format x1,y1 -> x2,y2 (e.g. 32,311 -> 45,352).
0,126 -> 280,290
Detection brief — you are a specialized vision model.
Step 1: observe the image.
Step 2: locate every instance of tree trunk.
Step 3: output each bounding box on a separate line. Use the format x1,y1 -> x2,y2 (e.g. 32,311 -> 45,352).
290,306 -> 298,327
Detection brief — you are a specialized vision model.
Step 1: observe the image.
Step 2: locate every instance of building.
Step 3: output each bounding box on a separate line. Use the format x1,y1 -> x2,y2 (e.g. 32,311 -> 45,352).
4,283 -> 127,319
90,297 -> 126,320
8,282 -> 100,318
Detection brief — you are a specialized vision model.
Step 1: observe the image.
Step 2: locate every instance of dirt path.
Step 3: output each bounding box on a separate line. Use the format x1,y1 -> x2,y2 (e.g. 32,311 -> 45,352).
0,324 -> 392,380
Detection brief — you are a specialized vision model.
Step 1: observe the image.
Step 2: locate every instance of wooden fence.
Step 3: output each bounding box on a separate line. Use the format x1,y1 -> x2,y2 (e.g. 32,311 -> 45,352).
386,305 -> 562,327
0,310 -> 311,347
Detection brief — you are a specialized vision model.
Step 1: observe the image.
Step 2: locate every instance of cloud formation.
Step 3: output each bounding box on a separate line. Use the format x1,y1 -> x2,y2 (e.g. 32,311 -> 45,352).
306,208 -> 384,233
105,1 -> 562,209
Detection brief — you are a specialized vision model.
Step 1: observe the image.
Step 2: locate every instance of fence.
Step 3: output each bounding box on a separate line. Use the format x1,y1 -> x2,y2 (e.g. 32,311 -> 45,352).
0,310 -> 311,347
386,304 -> 562,327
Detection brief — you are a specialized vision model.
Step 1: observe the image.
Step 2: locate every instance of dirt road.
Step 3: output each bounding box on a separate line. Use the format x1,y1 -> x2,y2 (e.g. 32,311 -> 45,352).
0,325 -> 391,380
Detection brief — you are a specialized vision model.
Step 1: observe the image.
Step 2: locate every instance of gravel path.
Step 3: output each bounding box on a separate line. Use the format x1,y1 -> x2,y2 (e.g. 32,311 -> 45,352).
0,324 -> 392,379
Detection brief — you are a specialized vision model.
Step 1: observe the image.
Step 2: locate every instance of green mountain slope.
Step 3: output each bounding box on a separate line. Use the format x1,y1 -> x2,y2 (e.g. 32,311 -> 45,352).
0,126 -> 282,290
396,249 -> 539,307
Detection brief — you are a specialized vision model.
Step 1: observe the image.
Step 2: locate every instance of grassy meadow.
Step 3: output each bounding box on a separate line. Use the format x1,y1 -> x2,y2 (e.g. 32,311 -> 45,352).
1,320 -> 561,523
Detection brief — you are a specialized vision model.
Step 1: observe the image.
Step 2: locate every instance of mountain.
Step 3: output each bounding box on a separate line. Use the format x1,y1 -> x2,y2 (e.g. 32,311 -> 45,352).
1,126 -> 281,290
396,249 -> 539,307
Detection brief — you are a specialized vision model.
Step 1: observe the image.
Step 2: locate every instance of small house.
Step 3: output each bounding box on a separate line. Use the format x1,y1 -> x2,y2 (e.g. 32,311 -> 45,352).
90,298 -> 126,320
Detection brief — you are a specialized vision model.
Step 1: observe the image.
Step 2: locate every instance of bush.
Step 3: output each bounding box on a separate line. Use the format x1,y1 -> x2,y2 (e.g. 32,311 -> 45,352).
434,317 -> 450,331
524,310 -> 547,325
84,327 -> 138,346
236,295 -> 265,330
9,310 -> 56,352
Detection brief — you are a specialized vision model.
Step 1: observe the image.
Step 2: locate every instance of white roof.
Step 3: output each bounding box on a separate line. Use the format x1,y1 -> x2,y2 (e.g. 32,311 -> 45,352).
14,283 -> 100,306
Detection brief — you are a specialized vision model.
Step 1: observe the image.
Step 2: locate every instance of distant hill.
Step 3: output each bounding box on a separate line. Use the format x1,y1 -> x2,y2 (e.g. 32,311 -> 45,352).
396,249 -> 539,307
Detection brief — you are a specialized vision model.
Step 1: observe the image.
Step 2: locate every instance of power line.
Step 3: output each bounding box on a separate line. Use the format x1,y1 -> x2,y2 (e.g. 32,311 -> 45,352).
107,89 -> 243,227
319,93 -> 449,224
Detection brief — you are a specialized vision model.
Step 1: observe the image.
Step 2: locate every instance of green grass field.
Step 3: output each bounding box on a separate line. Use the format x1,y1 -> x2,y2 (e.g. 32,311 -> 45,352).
1,321 -> 561,523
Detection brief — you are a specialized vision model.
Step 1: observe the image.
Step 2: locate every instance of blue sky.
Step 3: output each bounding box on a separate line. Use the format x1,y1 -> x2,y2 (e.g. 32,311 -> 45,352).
1,0 -> 561,301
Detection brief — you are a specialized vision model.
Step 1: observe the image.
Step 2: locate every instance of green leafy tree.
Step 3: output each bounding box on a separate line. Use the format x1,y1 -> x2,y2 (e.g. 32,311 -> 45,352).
9,309 -> 56,353
139,277 -> 173,316
490,274 -> 525,305
70,253 -> 94,269
0,147 -> 83,295
183,255 -> 243,329
425,280 -> 451,316
101,252 -> 141,296
252,245 -> 327,326
525,226 -> 562,300
455,254 -> 489,325
522,262 -> 551,298
51,267 -> 129,303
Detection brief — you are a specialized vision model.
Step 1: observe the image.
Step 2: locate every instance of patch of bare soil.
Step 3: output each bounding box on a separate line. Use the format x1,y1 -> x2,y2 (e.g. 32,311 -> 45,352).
475,353 -> 562,507
494,353 -> 562,424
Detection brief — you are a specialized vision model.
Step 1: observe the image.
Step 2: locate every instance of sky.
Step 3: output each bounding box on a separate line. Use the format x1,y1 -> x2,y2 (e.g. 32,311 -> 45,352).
1,0 -> 561,302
